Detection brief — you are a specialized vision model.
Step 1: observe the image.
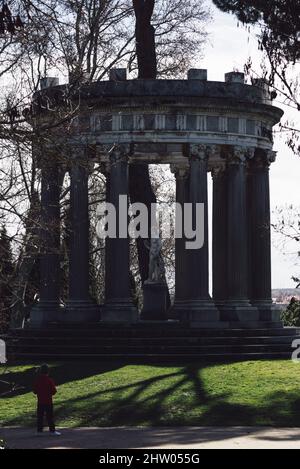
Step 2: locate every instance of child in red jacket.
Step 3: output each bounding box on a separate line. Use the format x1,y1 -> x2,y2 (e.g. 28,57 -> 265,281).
33,364 -> 61,436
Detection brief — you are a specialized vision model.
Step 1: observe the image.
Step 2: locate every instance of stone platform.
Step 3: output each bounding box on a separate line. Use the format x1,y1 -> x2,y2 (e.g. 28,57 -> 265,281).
5,321 -> 300,362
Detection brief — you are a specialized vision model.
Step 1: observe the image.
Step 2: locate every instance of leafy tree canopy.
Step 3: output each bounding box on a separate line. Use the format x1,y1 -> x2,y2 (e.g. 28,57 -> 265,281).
213,0 -> 300,62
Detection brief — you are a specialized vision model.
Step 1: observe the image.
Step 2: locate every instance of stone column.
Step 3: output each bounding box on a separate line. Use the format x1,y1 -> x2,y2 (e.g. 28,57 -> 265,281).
212,164 -> 228,308
30,162 -> 62,326
104,168 -> 112,303
222,146 -> 259,322
179,144 -> 219,325
65,147 -> 100,322
170,163 -> 190,319
102,145 -> 138,322
248,149 -> 279,322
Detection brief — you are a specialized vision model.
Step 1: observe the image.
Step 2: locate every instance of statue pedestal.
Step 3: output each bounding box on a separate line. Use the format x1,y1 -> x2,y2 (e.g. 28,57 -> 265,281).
141,281 -> 168,320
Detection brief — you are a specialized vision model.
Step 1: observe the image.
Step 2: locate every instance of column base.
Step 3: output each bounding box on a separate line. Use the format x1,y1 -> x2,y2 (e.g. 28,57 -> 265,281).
251,301 -> 282,323
63,300 -> 101,323
167,306 -> 179,320
177,298 -> 220,325
141,281 -> 168,320
169,300 -> 185,320
102,299 -> 138,323
220,300 -> 259,321
213,299 -> 227,309
29,301 -> 63,328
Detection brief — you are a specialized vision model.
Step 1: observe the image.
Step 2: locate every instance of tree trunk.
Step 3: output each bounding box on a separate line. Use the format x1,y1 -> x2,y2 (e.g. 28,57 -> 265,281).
131,0 -> 156,282
131,1 -> 170,306
133,0 -> 157,79
129,164 -> 156,283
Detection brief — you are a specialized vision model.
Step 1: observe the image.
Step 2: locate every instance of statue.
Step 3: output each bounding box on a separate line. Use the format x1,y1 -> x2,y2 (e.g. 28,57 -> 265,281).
141,236 -> 168,320
146,237 -> 165,283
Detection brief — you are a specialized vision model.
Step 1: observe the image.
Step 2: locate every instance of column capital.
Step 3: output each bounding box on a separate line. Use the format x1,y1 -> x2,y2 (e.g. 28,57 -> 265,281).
189,143 -> 220,161
189,143 -> 209,160
170,162 -> 190,179
99,161 -> 110,176
256,148 -> 276,167
109,143 -> 132,164
227,145 -> 256,165
69,146 -> 94,175
97,143 -> 132,163
248,149 -> 276,171
211,163 -> 226,180
267,150 -> 277,164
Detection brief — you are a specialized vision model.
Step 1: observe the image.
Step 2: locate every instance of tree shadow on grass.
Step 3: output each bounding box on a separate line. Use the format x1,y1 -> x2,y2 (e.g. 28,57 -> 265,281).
2,360 -> 300,428
0,360 -> 126,398
59,363 -> 300,427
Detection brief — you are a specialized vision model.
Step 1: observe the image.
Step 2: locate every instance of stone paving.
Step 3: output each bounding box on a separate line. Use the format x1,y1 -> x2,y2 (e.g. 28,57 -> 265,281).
2,426 -> 300,449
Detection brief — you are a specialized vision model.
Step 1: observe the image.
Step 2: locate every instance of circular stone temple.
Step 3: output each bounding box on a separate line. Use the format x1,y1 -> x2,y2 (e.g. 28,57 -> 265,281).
30,68 -> 283,329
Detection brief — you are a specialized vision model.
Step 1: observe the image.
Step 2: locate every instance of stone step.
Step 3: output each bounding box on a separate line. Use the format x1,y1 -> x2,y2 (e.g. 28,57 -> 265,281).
8,335 -> 300,346
7,343 -> 294,354
10,325 -> 296,338
29,320 -> 283,329
6,324 -> 299,361
6,351 -> 292,361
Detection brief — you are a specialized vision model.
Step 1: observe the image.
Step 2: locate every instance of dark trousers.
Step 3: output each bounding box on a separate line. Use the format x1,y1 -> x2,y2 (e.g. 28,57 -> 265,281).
37,403 -> 55,432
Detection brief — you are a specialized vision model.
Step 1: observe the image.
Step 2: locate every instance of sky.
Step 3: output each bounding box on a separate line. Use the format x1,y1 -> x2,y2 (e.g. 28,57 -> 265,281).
202,2 -> 300,289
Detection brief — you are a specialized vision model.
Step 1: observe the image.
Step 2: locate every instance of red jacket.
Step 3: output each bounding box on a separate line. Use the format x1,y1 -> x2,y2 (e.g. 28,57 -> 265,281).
33,374 -> 57,405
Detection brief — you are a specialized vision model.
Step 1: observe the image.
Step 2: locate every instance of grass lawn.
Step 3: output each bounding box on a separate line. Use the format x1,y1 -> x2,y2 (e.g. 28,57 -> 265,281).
1,360 -> 300,427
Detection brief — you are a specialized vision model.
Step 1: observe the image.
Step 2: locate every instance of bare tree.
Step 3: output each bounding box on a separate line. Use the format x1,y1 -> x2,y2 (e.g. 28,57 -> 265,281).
213,1 -> 300,155
272,205 -> 300,288
0,0 -> 210,326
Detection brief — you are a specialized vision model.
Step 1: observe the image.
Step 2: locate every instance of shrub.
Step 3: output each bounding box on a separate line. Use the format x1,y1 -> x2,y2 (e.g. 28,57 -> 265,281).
281,297 -> 300,326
